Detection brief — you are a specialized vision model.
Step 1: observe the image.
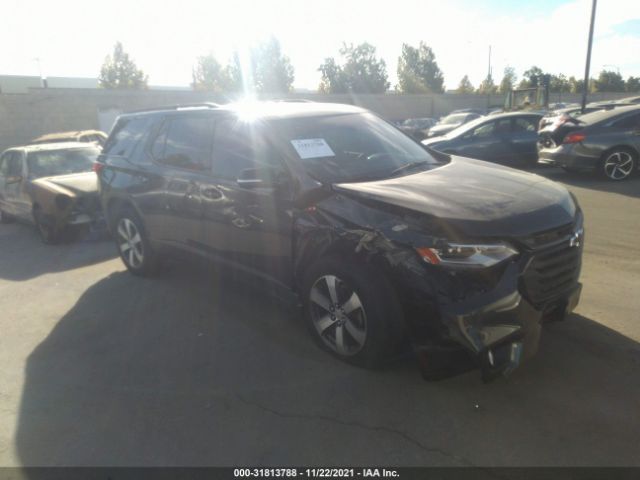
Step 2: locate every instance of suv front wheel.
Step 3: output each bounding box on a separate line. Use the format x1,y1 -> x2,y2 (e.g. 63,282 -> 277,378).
114,207 -> 160,276
302,255 -> 404,368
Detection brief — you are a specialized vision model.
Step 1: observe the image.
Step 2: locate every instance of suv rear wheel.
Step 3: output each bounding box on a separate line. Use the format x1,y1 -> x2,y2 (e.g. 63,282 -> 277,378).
302,255 -> 404,368
114,207 -> 160,276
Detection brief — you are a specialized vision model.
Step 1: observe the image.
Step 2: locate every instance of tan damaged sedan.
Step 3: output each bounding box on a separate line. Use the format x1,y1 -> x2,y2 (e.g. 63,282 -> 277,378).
0,142 -> 102,243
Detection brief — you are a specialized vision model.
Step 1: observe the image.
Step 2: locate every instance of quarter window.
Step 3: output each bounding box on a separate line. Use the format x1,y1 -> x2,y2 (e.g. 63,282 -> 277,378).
103,116 -> 151,158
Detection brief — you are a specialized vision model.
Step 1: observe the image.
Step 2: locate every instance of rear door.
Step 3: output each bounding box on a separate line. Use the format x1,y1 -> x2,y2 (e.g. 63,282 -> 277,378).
148,112 -> 214,249
607,111 -> 640,153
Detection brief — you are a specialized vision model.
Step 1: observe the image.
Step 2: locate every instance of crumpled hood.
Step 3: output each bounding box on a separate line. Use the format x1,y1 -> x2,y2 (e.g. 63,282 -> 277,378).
33,172 -> 98,195
334,157 -> 576,238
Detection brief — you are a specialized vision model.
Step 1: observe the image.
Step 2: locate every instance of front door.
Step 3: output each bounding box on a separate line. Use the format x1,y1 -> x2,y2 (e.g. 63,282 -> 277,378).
200,119 -> 294,286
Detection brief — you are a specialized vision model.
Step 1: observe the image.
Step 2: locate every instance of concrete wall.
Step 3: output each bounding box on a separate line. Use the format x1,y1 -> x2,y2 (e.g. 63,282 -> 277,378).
0,88 -> 633,152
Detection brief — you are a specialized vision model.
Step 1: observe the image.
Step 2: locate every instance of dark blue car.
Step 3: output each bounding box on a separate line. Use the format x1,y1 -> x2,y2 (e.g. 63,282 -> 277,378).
422,112 -> 543,167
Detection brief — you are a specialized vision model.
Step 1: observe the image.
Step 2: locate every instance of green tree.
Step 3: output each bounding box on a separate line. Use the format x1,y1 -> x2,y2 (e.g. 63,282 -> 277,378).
222,37 -> 294,94
318,57 -> 348,93
191,54 -> 234,92
568,76 -> 583,94
253,37 -> 295,93
396,42 -> 444,93
550,74 -> 570,93
518,66 -> 544,88
99,42 -> 148,89
626,76 -> 640,92
594,70 -> 626,92
456,75 -> 475,94
318,42 -> 390,93
477,74 -> 497,94
498,66 -> 517,93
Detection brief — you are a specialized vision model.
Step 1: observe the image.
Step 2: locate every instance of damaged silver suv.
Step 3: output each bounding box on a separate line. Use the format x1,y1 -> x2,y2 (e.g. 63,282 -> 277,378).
96,101 -> 583,381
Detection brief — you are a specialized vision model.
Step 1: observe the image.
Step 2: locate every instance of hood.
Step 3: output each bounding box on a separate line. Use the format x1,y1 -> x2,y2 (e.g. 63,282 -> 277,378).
32,172 -> 97,196
334,157 -> 576,238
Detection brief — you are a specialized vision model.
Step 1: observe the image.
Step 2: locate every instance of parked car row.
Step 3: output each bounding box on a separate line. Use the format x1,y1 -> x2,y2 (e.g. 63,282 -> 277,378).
1,101 -> 585,382
415,97 -> 640,181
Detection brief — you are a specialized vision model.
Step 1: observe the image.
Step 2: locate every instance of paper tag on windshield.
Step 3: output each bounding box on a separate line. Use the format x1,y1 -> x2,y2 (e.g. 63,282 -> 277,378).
290,138 -> 335,159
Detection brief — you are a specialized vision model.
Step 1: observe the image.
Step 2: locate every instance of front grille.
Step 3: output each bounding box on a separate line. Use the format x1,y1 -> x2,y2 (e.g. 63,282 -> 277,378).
73,194 -> 99,214
519,228 -> 582,306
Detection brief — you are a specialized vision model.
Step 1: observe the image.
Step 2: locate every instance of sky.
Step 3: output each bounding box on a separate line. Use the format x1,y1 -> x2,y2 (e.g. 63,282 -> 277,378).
2,0 -> 639,90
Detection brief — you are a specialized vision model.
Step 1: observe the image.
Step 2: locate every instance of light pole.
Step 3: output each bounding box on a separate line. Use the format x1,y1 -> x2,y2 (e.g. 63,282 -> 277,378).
581,0 -> 597,113
33,57 -> 46,88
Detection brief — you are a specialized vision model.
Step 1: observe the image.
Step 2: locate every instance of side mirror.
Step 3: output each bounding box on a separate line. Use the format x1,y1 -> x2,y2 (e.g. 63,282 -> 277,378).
6,175 -> 22,185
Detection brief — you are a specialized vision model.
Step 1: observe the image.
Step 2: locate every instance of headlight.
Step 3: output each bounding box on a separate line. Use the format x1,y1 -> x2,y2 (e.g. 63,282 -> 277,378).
415,242 -> 518,268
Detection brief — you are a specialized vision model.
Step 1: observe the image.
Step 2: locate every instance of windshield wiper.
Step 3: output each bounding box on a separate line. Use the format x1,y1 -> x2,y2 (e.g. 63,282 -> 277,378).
389,161 -> 430,177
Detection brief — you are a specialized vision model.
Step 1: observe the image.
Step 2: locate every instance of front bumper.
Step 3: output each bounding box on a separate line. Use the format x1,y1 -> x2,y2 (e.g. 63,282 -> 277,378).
413,261 -> 582,382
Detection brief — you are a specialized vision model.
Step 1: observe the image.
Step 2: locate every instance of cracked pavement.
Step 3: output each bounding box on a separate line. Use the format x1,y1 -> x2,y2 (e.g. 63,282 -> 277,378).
1,168 -> 639,466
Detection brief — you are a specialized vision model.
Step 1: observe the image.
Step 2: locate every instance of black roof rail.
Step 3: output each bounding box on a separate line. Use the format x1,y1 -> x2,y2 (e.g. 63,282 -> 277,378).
128,102 -> 221,114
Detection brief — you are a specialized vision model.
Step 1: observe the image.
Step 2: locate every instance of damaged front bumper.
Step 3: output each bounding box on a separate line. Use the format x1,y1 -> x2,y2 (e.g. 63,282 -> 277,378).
415,262 -> 582,382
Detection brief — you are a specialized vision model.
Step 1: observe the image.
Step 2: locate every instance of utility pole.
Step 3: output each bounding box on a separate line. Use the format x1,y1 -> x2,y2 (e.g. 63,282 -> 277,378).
581,0 -> 597,113
487,45 -> 492,109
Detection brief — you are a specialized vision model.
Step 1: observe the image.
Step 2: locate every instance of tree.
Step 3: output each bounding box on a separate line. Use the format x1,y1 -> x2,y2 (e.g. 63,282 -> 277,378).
99,42 -> 147,89
626,76 -> 640,92
456,75 -> 474,94
252,37 -> 295,93
594,70 -> 626,92
518,66 -> 544,88
550,74 -> 570,93
477,74 -> 497,95
318,42 -> 390,94
498,66 -> 517,93
318,57 -> 348,93
191,54 -> 235,92
396,42 -> 444,93
568,76 -> 584,94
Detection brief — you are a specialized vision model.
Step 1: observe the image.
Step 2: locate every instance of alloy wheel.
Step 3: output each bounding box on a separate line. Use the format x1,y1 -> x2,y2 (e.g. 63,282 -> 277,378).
603,151 -> 634,180
309,274 -> 367,356
117,218 -> 144,268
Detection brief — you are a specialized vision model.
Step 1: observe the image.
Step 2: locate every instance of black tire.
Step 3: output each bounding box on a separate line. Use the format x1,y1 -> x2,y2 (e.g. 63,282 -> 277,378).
301,255 -> 404,368
599,148 -> 637,181
33,208 -> 60,244
112,206 -> 160,276
0,208 -> 15,224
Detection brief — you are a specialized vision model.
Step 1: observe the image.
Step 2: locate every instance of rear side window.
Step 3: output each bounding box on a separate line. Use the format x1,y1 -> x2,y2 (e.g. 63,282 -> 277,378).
611,113 -> 640,129
103,116 -> 151,158
152,115 -> 213,171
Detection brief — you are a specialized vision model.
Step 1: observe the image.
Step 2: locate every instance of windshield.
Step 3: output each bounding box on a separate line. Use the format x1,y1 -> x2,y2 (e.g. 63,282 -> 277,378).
440,113 -> 467,125
271,113 -> 439,183
27,147 -> 99,178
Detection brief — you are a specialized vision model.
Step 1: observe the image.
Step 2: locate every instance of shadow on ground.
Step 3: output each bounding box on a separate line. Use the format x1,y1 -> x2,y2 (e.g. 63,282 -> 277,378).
14,261 -> 640,466
533,166 -> 640,198
0,223 -> 115,281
